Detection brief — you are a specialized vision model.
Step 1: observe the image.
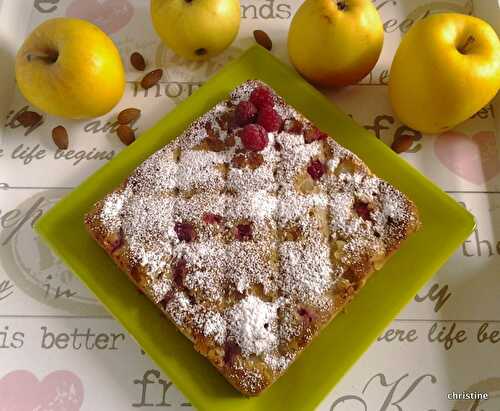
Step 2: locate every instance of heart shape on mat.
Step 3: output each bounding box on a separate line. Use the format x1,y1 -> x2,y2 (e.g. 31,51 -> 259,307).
434,130 -> 499,185
66,0 -> 134,34
0,370 -> 84,411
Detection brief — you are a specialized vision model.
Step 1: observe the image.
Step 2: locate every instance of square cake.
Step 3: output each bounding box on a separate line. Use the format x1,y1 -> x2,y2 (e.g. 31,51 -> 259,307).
84,80 -> 420,396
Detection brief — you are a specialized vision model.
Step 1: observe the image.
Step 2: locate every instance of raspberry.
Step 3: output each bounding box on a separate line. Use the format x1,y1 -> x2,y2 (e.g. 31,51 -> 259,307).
223,341 -> 241,365
235,101 -> 257,126
172,258 -> 188,287
241,124 -> 268,151
174,222 -> 196,242
249,86 -> 274,109
202,212 -> 222,224
235,223 -> 253,241
307,159 -> 325,180
304,126 -> 328,144
298,306 -> 317,326
257,106 -> 283,132
354,201 -> 372,221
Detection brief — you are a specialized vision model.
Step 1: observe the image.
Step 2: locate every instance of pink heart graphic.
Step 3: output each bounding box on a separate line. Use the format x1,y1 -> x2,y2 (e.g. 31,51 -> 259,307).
66,0 -> 134,34
434,131 -> 500,185
0,370 -> 84,411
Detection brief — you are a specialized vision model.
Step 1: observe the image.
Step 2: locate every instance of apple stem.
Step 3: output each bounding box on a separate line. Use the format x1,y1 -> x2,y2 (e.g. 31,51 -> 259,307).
26,50 -> 59,64
458,35 -> 475,54
336,1 -> 347,11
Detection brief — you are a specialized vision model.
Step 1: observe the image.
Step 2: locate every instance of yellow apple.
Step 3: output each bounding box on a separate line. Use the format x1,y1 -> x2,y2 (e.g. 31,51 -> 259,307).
151,0 -> 240,61
288,0 -> 384,87
15,18 -> 125,119
389,13 -> 500,134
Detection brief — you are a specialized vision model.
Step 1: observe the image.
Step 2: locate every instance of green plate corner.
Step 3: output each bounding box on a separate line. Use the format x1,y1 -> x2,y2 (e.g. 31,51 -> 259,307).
35,45 -> 475,411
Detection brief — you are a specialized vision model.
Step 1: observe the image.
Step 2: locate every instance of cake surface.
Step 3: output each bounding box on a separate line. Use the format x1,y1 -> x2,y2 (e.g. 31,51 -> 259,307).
84,80 -> 420,396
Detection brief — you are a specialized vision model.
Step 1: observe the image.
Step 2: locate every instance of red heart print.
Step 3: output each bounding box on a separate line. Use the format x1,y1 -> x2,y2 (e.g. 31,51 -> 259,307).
434,131 -> 499,185
66,0 -> 134,34
0,370 -> 84,411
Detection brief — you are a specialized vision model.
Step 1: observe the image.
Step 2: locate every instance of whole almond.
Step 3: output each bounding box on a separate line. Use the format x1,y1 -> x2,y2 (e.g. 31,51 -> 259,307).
391,135 -> 413,153
141,69 -> 163,89
17,111 -> 42,127
117,125 -> 135,145
52,126 -> 69,149
130,52 -> 146,71
117,108 -> 141,125
253,30 -> 272,51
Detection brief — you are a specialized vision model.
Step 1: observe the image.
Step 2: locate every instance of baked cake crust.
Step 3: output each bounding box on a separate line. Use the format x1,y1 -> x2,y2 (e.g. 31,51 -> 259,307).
84,80 -> 420,396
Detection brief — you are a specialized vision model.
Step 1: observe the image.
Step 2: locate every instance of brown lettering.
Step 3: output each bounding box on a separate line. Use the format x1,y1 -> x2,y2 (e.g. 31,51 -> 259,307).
477,323 -> 500,344
383,19 -> 398,33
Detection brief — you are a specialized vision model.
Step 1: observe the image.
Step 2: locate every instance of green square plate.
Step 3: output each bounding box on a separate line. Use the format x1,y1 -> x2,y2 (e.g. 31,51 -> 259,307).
35,45 -> 475,411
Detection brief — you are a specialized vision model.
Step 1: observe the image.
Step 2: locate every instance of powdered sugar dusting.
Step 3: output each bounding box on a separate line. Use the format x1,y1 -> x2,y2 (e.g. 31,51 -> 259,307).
227,140 -> 279,194
100,191 -> 128,231
120,195 -> 176,275
177,240 -> 227,273
146,277 -> 173,304
276,191 -> 327,223
129,148 -> 177,194
203,311 -> 226,345
227,295 -> 280,356
226,191 -> 278,222
278,239 -> 333,305
177,149 -> 228,192
263,352 -> 294,372
88,79 -> 420,395
224,241 -> 277,294
276,133 -> 322,189
166,291 -> 192,328
184,269 -> 224,303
